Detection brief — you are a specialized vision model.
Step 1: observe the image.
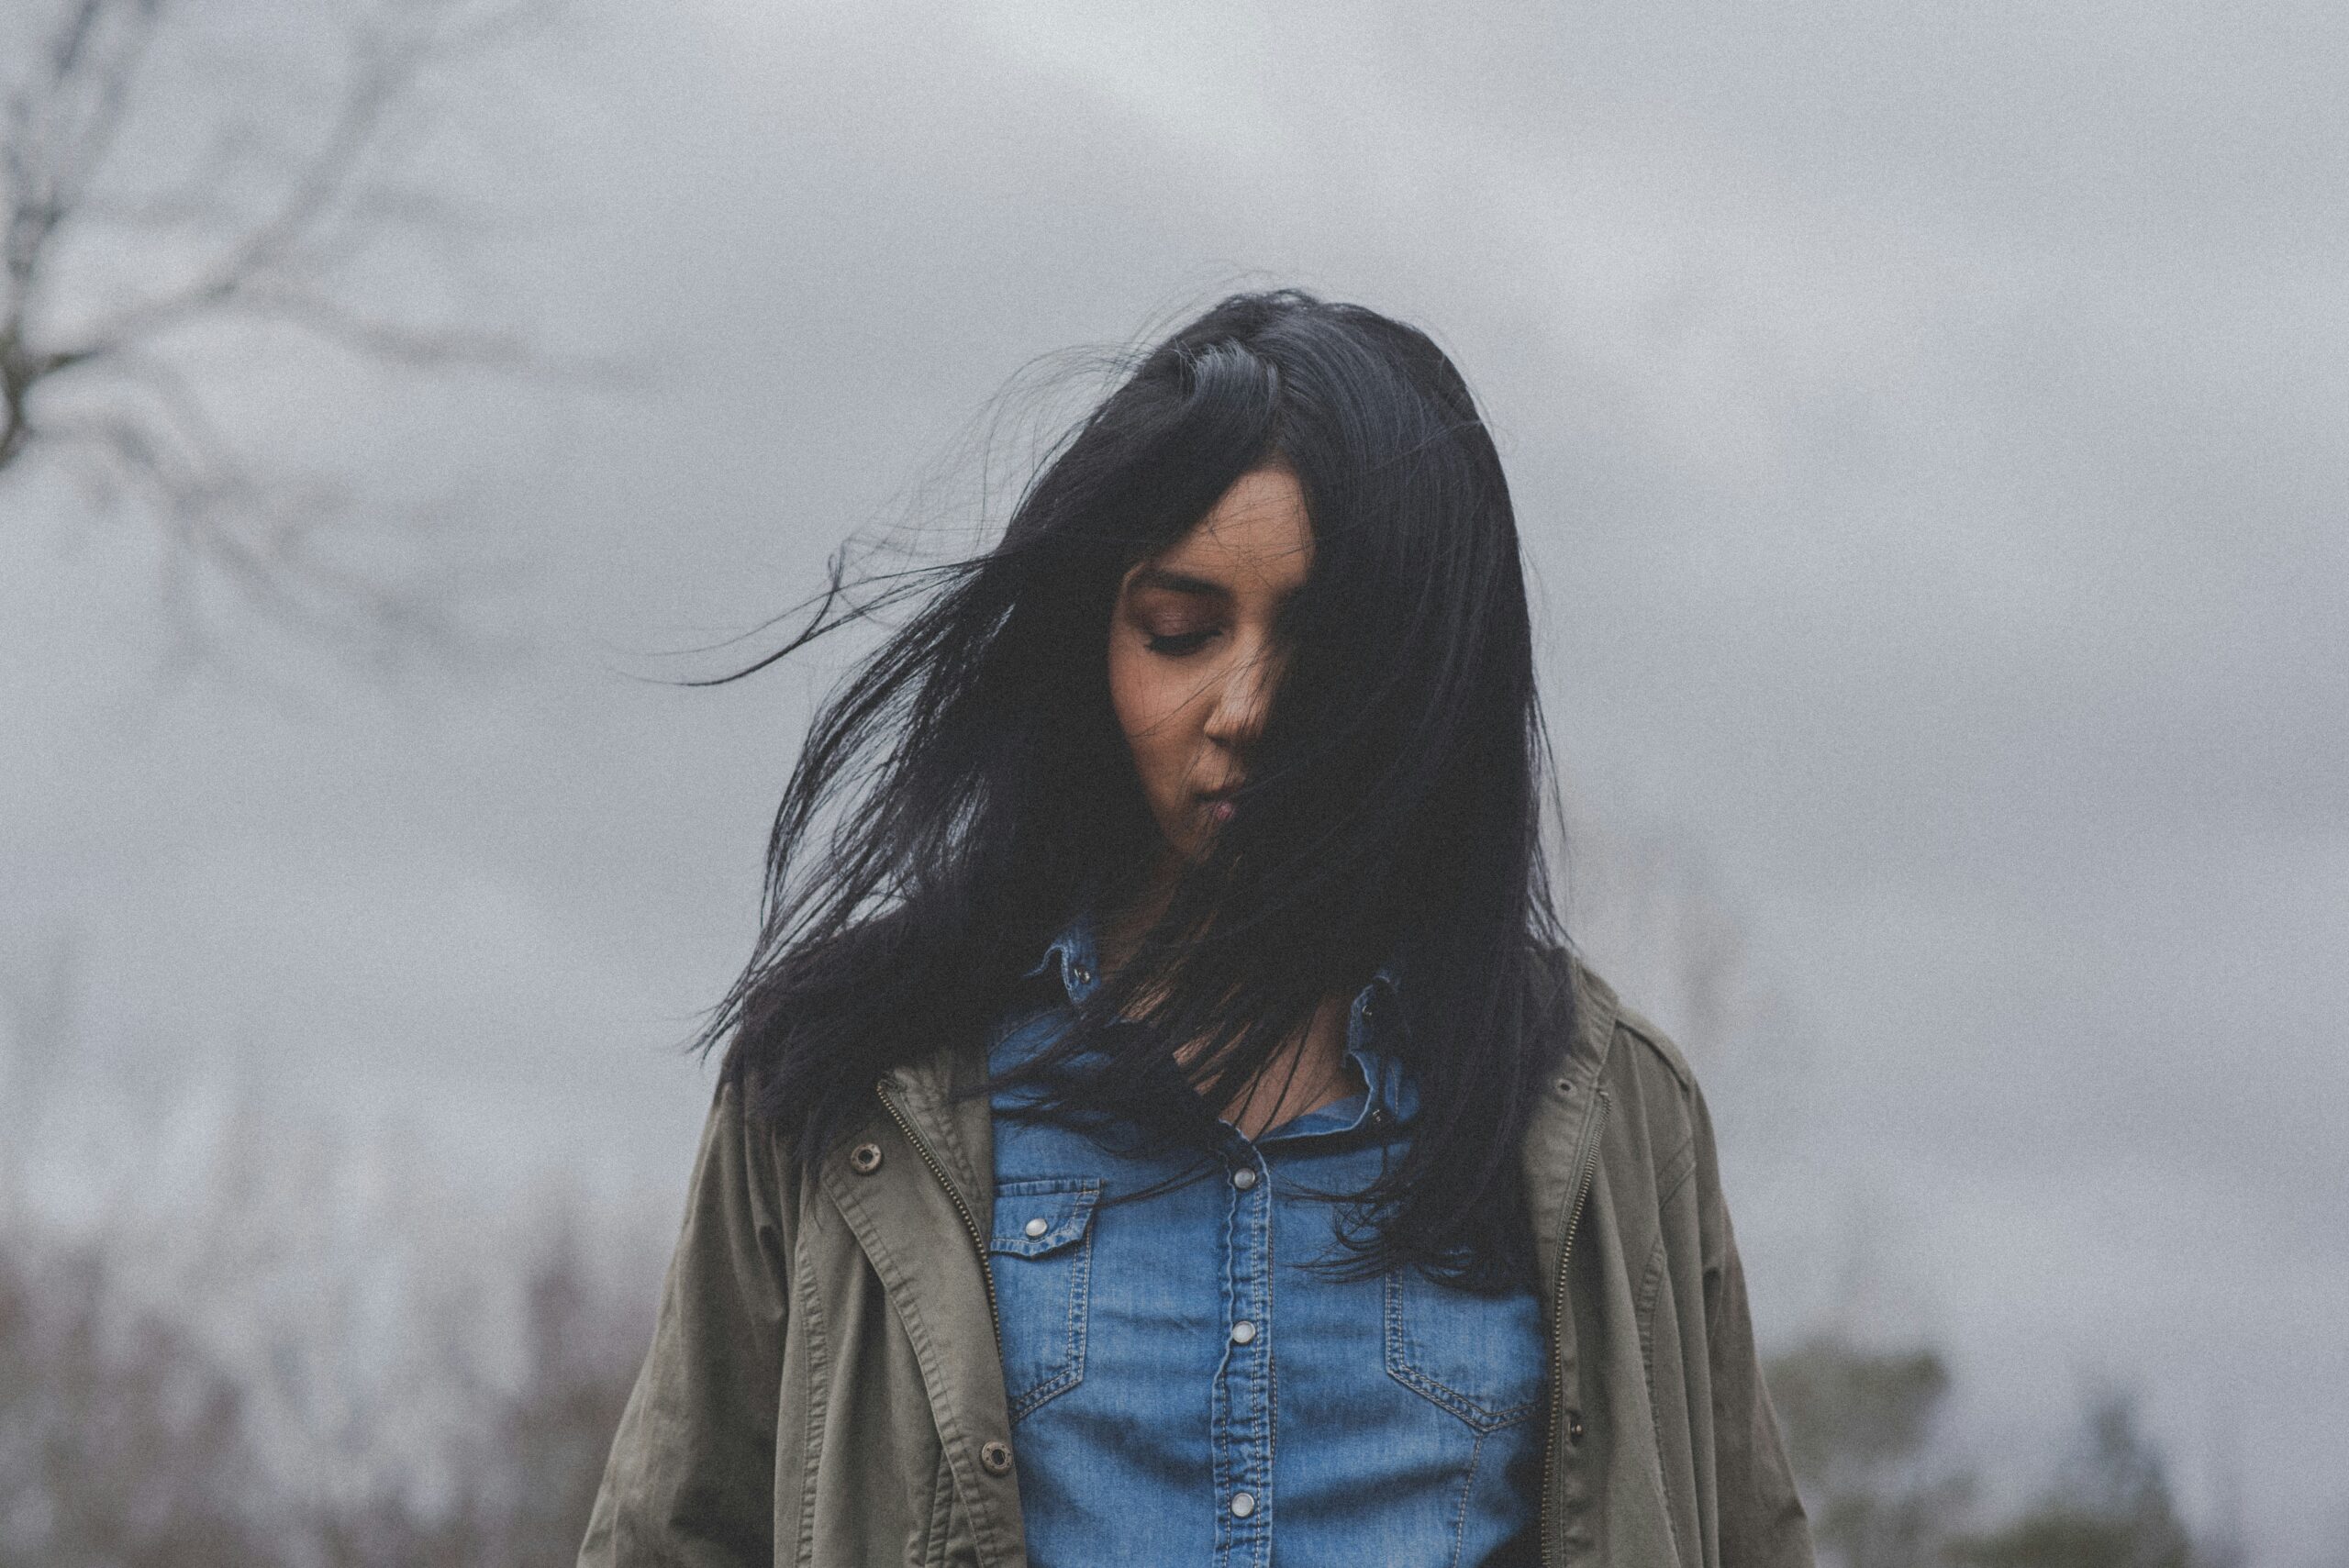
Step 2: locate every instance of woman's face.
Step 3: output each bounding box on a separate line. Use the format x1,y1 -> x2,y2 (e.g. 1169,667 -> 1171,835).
1108,464 -> 1313,868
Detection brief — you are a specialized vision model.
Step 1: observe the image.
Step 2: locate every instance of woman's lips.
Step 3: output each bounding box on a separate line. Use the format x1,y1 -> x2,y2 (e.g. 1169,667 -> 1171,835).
1196,783 -> 1241,821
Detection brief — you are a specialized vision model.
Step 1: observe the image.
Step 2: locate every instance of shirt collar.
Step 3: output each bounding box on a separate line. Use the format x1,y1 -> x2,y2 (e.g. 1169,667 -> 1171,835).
1020,910 -> 1415,1126
1021,908 -> 1106,1002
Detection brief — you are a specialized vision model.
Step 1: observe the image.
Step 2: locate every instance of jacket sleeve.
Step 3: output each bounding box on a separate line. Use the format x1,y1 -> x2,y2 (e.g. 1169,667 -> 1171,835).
1693,1082 -> 1819,1568
579,1079 -> 792,1568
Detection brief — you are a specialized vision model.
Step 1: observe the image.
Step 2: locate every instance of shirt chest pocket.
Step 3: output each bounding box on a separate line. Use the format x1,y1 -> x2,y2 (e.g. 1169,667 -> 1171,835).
1383,1266 -> 1547,1432
989,1177 -> 1101,1421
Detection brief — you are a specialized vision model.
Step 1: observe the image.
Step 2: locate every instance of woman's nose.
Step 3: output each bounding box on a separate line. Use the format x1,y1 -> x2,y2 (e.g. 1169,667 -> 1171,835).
1202,645 -> 1275,747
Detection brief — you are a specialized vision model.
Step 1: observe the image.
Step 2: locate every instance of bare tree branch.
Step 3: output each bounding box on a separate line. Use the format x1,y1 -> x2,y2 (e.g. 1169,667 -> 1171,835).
4,2 -> 164,317
219,282 -> 541,373
0,0 -> 564,668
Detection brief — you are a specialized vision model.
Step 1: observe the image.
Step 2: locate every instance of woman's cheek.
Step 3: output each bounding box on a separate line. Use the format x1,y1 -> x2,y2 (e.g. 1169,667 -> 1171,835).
1107,652 -> 1168,777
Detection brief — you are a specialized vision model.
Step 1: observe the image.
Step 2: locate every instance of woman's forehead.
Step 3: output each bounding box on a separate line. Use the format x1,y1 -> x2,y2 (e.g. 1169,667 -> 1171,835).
1132,468 -> 1313,598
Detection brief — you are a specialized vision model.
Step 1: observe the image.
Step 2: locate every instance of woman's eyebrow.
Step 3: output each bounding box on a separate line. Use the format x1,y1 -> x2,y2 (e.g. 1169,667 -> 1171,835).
1127,565 -> 1230,600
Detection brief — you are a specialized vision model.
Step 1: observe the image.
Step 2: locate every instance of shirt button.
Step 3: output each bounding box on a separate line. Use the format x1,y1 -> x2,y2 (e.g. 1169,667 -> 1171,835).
980,1440 -> 1014,1475
1070,962 -> 1093,985
1230,1492 -> 1256,1518
1230,1320 -> 1257,1344
1230,1167 -> 1258,1190
1023,1217 -> 1049,1238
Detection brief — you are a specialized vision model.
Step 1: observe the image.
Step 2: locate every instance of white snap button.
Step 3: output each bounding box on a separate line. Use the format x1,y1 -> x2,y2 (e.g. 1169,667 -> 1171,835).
1230,1167 -> 1258,1190
1230,1492 -> 1255,1518
1024,1217 -> 1049,1238
1231,1320 -> 1257,1344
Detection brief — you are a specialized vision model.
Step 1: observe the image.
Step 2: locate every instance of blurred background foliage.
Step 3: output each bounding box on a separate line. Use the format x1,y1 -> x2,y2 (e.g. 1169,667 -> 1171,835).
0,1196 -> 645,1566
1770,1332 -> 2250,1568
0,1194 -> 2274,1566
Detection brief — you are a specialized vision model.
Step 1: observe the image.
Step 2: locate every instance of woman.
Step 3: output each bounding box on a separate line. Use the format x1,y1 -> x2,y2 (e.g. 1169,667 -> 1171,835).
579,291 -> 1814,1568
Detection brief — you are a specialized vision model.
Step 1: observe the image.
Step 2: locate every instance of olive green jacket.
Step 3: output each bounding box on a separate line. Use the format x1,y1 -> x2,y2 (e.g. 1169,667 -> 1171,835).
578,960 -> 1815,1567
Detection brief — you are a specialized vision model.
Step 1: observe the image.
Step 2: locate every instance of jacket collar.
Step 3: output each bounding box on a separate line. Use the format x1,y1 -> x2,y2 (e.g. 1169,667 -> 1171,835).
1520,952 -> 1622,1299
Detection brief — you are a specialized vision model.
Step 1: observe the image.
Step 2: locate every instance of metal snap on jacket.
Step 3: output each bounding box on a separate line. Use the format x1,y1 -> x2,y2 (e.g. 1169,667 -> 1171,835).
1024,1217 -> 1049,1237
1566,1412 -> 1586,1443
1230,1320 -> 1257,1344
980,1440 -> 1013,1475
1230,1167 -> 1258,1190
1230,1492 -> 1255,1518
849,1142 -> 883,1174
1069,962 -> 1093,986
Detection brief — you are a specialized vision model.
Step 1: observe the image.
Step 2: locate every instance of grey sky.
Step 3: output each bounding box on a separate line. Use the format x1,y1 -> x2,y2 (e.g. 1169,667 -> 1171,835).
4,0 -> 2344,1558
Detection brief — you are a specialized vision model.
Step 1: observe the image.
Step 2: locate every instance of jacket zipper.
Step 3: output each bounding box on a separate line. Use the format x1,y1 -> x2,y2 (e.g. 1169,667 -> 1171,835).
874,1082 -> 1002,1341
1538,1087 -> 1609,1567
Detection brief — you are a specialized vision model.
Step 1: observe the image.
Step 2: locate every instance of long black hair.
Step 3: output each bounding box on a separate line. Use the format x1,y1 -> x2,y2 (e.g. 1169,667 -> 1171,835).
702,288 -> 1575,1290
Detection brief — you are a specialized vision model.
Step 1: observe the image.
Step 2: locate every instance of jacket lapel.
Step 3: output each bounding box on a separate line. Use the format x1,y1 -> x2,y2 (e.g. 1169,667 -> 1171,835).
1522,957 -> 1621,1315
818,1046 -> 1020,1566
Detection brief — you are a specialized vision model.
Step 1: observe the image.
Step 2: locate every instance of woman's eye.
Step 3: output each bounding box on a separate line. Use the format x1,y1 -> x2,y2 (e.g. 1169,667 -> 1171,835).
1143,628 -> 1216,657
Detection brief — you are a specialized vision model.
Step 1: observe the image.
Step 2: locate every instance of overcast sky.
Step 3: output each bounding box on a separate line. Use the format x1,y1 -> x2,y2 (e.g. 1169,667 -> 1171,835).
4,0 -> 2344,1558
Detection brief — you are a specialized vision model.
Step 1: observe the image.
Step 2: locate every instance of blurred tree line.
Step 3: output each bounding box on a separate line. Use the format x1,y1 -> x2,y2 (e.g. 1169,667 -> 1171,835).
1767,1335 -> 2252,1568
0,1207 -> 2280,1566
0,1212 -> 643,1567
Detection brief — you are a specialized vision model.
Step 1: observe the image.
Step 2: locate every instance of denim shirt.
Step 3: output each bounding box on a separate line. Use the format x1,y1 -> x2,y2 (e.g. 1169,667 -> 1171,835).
986,916 -> 1547,1568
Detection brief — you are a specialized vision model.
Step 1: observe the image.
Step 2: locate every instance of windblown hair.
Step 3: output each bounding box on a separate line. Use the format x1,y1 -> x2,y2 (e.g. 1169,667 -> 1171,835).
701,288 -> 1575,1290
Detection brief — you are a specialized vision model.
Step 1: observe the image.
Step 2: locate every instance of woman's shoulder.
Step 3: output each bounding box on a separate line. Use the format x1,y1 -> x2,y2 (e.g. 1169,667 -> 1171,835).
1553,953 -> 1753,1236
1540,942 -> 1704,1105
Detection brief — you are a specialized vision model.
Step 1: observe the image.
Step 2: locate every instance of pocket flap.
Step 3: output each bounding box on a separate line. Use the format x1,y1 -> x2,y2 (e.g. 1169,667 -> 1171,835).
990,1178 -> 1101,1258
